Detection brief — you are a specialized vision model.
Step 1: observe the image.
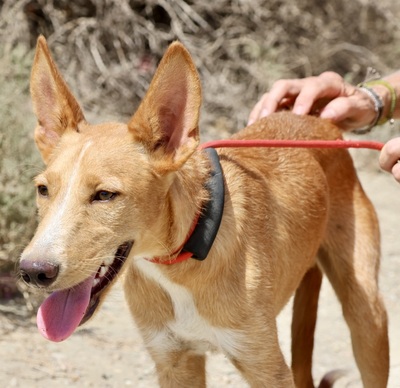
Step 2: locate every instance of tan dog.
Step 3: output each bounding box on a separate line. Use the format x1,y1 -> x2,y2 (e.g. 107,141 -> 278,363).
20,36 -> 389,388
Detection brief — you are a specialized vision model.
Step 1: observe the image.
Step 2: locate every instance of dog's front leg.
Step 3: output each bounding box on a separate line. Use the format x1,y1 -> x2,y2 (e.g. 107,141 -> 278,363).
148,345 -> 206,388
232,356 -> 294,388
230,326 -> 295,388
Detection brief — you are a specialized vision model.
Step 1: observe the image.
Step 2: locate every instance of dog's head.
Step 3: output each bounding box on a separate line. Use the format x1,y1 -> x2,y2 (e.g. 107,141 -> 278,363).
19,36 -> 202,342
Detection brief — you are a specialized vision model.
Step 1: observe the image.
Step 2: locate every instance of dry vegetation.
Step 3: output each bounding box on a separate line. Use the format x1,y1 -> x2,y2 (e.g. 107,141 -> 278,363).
0,0 -> 399,315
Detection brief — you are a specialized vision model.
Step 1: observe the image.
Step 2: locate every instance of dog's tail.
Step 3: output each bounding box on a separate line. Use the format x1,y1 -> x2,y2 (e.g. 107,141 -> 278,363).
318,369 -> 348,388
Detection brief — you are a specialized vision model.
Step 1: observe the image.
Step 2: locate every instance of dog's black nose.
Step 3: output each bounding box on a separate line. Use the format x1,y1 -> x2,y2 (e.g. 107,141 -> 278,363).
20,260 -> 59,287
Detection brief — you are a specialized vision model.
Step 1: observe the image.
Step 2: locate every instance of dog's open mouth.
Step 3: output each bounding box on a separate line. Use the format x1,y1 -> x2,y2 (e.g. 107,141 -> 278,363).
81,241 -> 133,325
37,241 -> 133,342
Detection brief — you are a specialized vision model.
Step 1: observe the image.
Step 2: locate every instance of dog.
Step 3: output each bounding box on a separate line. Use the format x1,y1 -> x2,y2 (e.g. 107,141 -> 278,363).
20,36 -> 389,387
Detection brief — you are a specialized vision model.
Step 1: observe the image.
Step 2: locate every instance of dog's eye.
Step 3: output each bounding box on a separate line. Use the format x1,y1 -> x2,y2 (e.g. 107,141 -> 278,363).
37,185 -> 49,197
93,190 -> 117,202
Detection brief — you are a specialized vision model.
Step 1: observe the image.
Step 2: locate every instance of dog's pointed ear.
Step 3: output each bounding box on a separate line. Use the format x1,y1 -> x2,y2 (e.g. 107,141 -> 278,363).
30,36 -> 85,164
128,42 -> 202,173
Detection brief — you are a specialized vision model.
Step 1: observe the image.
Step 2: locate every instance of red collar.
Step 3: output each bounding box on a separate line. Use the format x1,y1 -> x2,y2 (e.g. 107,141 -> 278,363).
147,211 -> 200,265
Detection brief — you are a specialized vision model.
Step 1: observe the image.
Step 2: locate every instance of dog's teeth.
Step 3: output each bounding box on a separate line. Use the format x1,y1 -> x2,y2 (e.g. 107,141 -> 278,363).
93,278 -> 100,287
99,266 -> 108,278
103,256 -> 114,266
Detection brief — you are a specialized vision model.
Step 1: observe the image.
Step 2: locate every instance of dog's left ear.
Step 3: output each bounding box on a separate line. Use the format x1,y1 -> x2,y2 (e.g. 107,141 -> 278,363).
128,42 -> 202,173
30,36 -> 85,164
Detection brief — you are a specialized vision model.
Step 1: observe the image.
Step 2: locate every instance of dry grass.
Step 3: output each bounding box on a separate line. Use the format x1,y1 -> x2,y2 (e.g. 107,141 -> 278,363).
2,0 -> 399,130
0,0 -> 399,313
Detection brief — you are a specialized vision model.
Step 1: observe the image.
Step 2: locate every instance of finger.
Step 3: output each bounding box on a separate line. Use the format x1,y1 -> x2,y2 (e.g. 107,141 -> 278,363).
249,76 -> 334,123
379,138 -> 400,172
248,97 -> 265,125
391,162 -> 400,183
262,79 -> 313,116
248,81 -> 300,125
292,84 -> 326,115
292,72 -> 347,115
320,97 -> 356,123
248,73 -> 347,125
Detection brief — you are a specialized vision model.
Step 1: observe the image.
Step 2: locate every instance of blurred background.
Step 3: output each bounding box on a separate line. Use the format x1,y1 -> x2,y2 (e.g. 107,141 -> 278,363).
1,0 -> 400,364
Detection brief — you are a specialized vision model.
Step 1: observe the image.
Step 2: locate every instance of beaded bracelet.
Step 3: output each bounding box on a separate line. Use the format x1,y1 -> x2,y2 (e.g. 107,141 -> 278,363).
362,80 -> 397,125
355,86 -> 384,134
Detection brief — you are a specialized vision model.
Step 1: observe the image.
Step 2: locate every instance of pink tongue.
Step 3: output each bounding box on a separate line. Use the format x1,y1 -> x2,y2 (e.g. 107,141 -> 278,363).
37,274 -> 95,342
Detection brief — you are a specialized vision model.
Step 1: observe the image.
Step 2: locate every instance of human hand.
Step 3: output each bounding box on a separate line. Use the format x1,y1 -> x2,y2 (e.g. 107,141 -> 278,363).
248,72 -> 377,131
380,138 -> 400,183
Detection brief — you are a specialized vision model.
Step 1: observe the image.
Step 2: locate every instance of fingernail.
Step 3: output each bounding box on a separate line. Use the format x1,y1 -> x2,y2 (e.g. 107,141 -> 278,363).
260,109 -> 271,117
247,118 -> 254,126
293,105 -> 306,115
321,109 -> 336,120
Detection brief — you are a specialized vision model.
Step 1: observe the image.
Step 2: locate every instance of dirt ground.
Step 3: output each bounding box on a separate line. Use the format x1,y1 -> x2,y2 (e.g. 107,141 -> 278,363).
1,149 -> 400,388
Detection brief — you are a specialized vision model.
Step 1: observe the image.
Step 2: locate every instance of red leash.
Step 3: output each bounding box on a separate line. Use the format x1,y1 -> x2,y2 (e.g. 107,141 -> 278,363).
200,139 -> 384,151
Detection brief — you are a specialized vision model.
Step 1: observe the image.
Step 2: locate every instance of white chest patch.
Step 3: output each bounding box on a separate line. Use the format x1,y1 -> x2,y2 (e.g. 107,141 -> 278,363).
134,257 -> 244,358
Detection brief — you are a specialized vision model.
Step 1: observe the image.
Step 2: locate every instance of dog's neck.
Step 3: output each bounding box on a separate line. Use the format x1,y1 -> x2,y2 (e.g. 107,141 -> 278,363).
149,148 -> 224,264
180,148 -> 224,261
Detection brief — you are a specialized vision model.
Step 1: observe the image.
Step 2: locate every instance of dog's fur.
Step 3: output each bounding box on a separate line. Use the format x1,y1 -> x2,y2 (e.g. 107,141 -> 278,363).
20,36 -> 389,387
